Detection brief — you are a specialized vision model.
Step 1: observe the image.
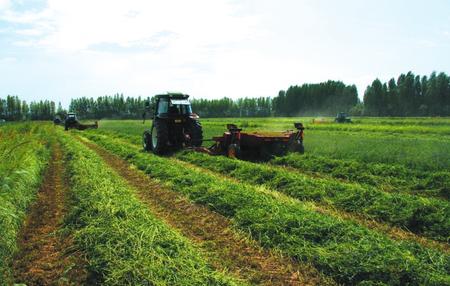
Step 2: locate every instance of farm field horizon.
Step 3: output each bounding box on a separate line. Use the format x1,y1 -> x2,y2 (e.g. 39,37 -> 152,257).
1,117 -> 449,285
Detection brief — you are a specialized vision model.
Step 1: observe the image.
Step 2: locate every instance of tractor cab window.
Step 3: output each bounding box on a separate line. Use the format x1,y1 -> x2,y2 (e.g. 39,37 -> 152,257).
169,99 -> 192,115
157,99 -> 169,114
176,104 -> 192,114
157,98 -> 192,115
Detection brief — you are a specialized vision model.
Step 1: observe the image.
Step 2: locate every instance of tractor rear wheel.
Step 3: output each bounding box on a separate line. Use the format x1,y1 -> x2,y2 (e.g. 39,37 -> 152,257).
188,121 -> 203,147
142,130 -> 152,151
150,120 -> 169,154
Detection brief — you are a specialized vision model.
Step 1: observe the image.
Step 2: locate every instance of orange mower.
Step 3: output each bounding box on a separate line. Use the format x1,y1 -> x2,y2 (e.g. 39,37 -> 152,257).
195,123 -> 305,160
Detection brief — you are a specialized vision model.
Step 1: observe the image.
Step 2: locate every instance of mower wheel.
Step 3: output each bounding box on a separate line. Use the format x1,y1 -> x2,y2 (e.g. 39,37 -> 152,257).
293,142 -> 305,154
142,130 -> 152,151
227,144 -> 240,159
298,143 -> 305,154
259,145 -> 274,161
150,120 -> 169,154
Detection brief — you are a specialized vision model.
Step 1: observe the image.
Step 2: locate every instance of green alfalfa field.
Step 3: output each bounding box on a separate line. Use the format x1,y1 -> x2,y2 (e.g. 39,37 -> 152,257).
1,117 -> 449,285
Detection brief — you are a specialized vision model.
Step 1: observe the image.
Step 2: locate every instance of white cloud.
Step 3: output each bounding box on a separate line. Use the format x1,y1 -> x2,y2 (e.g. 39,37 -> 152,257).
0,0 -> 268,101
0,0 -> 10,10
1,0 -> 447,104
0,56 -> 16,63
4,0 -> 259,53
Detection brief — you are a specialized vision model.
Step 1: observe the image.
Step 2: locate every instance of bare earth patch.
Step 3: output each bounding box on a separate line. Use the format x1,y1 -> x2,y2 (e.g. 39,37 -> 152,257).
13,143 -> 88,285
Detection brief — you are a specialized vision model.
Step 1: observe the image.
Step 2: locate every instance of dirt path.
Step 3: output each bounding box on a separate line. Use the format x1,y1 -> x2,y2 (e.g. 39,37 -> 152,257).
81,139 -> 333,286
12,143 -> 87,285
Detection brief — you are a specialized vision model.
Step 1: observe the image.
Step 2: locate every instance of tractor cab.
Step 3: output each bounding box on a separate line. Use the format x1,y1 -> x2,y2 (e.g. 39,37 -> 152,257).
154,95 -> 193,118
335,112 -> 352,123
66,113 -> 77,120
64,113 -> 78,128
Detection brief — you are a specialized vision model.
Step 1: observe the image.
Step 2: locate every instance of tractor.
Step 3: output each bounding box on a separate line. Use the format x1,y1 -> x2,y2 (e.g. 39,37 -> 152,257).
64,113 -> 98,130
142,93 -> 305,159
142,93 -> 203,154
335,112 -> 352,123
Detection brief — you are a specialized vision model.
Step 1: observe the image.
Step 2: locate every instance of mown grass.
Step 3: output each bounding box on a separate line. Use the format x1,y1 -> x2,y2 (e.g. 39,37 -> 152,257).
90,128 -> 450,241
61,132 -> 243,286
98,118 -> 450,171
83,132 -> 450,286
0,123 -> 50,284
174,151 -> 450,242
272,153 -> 450,199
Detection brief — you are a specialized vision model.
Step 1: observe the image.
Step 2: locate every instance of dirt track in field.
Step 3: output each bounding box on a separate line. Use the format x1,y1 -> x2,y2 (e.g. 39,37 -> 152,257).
13,144 -> 88,285
81,139 -> 333,286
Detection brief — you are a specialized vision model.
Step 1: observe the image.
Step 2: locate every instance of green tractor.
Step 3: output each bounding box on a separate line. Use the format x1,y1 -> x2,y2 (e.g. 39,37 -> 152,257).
335,112 -> 352,123
142,93 -> 203,154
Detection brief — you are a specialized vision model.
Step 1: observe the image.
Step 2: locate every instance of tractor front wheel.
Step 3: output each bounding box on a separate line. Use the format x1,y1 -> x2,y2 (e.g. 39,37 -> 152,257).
150,120 -> 169,154
142,130 -> 152,151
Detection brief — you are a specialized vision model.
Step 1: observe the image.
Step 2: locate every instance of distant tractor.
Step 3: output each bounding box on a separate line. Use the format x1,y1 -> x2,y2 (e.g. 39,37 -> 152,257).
64,113 -> 98,131
142,93 -> 203,154
53,116 -> 62,125
335,112 -> 352,123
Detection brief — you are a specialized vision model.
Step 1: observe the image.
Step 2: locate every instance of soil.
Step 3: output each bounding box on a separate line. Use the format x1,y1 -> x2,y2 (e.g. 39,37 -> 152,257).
12,143 -> 88,285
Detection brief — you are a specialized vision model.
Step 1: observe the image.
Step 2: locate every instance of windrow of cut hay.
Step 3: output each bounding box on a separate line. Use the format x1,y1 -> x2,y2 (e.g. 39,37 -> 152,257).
60,132 -> 243,285
272,153 -> 450,199
175,151 -> 450,242
83,132 -> 450,286
0,123 -> 51,284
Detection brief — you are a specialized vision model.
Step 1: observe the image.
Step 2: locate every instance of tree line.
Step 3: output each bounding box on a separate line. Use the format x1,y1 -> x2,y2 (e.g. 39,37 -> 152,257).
191,97 -> 272,117
273,81 -> 359,116
1,71 -> 449,121
363,72 -> 450,116
0,95 -> 65,121
69,94 -> 145,119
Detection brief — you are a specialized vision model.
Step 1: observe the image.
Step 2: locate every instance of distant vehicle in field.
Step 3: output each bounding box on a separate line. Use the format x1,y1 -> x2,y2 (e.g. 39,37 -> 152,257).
53,116 -> 62,125
64,112 -> 98,131
335,112 -> 352,123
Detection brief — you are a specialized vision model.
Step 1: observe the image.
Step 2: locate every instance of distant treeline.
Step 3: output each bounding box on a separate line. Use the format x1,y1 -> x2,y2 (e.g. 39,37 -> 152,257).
0,95 -> 64,120
1,71 -> 449,121
191,97 -> 272,117
69,94 -> 145,119
364,72 -> 450,116
273,81 -> 358,116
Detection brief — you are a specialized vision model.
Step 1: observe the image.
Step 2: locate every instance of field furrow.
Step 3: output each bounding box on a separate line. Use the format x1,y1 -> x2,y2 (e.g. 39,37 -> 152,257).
0,124 -> 50,284
82,132 -> 450,286
60,132 -> 243,285
174,151 -> 450,243
12,143 -> 88,285
271,153 -> 450,200
79,136 -> 330,286
173,157 -> 449,253
92,129 -> 449,243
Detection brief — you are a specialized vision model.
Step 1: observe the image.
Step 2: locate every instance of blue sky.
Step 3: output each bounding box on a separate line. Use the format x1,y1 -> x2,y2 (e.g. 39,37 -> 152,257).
0,0 -> 449,107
